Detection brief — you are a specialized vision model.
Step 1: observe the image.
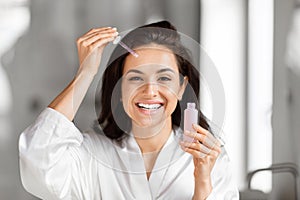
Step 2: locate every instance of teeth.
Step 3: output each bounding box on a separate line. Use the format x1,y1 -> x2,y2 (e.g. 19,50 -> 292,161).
137,103 -> 162,110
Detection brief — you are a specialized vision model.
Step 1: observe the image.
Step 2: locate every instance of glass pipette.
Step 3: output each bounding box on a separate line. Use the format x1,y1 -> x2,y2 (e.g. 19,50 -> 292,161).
113,36 -> 139,58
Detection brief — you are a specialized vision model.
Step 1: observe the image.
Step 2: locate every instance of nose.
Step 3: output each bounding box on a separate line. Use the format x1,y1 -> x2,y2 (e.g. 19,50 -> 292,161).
142,82 -> 158,97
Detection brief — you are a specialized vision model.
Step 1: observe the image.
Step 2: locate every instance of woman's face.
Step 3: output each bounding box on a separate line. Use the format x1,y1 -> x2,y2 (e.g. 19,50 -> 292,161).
121,45 -> 187,129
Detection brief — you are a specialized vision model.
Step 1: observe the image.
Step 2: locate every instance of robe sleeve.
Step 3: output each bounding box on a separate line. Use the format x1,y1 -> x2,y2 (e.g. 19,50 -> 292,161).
206,148 -> 239,200
18,107 -> 94,200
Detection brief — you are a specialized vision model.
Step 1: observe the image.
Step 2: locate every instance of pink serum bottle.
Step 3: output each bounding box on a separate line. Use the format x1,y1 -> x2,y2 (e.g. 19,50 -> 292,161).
183,102 -> 198,142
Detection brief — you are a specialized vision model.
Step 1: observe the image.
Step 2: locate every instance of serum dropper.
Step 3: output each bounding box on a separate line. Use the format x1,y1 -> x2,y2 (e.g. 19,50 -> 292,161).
113,36 -> 139,58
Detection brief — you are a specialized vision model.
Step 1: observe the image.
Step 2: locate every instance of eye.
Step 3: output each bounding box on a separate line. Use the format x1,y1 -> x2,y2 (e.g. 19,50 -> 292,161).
128,76 -> 143,81
158,76 -> 171,81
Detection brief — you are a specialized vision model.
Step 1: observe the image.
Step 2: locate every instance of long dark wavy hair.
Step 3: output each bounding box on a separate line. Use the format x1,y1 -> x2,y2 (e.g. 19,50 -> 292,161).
97,20 -> 210,140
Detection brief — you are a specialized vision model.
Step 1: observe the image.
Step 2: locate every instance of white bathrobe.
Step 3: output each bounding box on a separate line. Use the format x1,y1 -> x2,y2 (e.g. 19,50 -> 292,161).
19,108 -> 239,200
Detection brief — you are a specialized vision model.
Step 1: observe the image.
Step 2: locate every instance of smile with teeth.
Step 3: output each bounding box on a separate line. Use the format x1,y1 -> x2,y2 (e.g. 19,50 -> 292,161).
136,103 -> 163,110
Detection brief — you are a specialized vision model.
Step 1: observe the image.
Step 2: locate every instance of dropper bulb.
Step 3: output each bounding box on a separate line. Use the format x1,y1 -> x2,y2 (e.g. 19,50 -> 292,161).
113,36 -> 121,44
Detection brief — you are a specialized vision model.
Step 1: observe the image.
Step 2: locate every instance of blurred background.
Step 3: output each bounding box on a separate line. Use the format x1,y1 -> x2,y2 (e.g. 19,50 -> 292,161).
0,0 -> 300,199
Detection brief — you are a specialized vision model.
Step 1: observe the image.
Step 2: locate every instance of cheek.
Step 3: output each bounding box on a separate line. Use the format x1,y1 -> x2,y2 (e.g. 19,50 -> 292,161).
160,82 -> 181,98
163,88 -> 179,113
121,87 -> 130,113
121,83 -> 138,114
159,77 -> 182,96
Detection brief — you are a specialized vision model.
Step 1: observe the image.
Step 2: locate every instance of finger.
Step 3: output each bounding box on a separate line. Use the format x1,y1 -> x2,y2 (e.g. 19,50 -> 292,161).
192,124 -> 216,141
78,27 -> 112,43
83,27 -> 114,37
180,141 -> 211,154
180,142 -> 221,160
81,28 -> 117,41
78,29 -> 118,46
191,124 -> 222,147
77,27 -> 116,43
184,130 -> 221,150
183,147 -> 207,158
89,35 -> 118,50
79,31 -> 118,47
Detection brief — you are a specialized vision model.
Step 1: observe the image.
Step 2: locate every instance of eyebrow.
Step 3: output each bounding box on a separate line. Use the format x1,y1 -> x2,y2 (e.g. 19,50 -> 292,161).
156,68 -> 175,74
126,69 -> 144,75
126,68 -> 176,75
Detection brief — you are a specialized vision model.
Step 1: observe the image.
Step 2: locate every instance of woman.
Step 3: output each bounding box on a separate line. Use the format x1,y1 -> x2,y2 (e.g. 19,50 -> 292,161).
19,21 -> 238,199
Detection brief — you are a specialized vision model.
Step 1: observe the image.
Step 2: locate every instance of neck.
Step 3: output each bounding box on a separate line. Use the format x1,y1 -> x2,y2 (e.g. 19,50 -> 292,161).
132,117 -> 172,154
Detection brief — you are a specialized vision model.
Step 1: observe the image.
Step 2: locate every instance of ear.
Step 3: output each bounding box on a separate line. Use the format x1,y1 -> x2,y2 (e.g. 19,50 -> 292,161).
177,76 -> 188,100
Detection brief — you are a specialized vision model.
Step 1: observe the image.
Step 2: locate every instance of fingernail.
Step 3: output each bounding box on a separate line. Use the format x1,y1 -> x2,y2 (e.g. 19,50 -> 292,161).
112,27 -> 117,30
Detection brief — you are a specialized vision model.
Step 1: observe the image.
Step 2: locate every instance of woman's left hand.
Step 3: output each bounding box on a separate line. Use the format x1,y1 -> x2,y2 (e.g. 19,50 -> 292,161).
180,124 -> 222,199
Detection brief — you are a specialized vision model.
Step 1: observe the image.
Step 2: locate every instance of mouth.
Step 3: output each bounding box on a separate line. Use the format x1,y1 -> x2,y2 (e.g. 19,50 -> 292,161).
135,102 -> 163,111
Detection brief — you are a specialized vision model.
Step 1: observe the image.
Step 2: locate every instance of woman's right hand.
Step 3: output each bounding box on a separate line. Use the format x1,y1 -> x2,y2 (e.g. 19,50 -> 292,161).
76,27 -> 118,76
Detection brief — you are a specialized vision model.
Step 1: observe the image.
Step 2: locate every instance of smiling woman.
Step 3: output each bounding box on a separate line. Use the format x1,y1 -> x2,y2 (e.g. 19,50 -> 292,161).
19,20 -> 239,199
122,64 -> 183,127
122,47 -> 186,127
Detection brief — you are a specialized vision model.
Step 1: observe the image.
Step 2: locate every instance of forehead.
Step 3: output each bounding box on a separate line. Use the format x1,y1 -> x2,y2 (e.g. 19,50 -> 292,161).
123,45 -> 179,74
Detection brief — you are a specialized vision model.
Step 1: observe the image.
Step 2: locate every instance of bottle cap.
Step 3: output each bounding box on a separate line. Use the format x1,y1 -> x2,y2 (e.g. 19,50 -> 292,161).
187,102 -> 195,109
